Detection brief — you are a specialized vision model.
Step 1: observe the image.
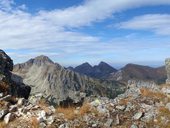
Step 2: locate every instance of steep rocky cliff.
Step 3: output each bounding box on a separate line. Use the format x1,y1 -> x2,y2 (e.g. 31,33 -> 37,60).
0,50 -> 31,99
12,56 -> 125,105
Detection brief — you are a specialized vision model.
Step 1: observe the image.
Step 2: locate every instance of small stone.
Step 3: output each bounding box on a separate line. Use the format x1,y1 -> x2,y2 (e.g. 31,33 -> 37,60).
0,109 -> 8,119
4,113 -> 15,124
59,123 -> 69,128
112,109 -> 116,113
74,110 -> 79,115
97,105 -> 109,114
116,105 -> 126,111
76,107 -> 80,110
92,123 -> 97,127
9,105 -> 18,112
133,112 -> 143,120
17,98 -> 26,106
46,106 -> 56,116
130,124 -> 138,128
115,114 -> 120,125
104,118 -> 113,127
0,93 -> 3,98
39,122 -> 46,128
166,103 -> 170,111
37,110 -> 46,123
110,103 -> 114,107
46,116 -> 54,125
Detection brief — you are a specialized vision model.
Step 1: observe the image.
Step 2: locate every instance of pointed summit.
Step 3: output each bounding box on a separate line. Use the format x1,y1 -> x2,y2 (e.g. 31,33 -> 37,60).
24,55 -> 54,67
74,62 -> 93,75
97,61 -> 117,73
34,55 -> 53,62
33,55 -> 54,65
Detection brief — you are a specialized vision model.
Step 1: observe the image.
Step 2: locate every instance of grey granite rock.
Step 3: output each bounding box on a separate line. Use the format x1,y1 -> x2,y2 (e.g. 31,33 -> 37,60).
165,58 -> 170,84
133,112 -> 143,120
104,118 -> 113,127
0,109 -> 8,119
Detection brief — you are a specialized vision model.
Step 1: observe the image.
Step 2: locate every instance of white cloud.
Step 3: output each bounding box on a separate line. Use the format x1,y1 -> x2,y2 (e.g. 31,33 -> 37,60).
0,0 -> 170,65
0,0 -> 14,11
118,14 -> 170,35
38,0 -> 170,28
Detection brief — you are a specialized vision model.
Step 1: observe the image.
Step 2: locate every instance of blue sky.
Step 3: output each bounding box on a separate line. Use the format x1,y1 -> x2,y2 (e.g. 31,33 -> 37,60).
0,0 -> 170,68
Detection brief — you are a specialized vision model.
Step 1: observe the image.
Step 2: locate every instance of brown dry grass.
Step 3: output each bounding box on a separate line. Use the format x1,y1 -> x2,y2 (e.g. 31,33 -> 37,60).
119,96 -> 132,105
0,101 -> 6,107
56,106 -> 76,120
0,81 -> 9,94
37,98 -> 50,113
56,103 -> 93,120
0,121 -> 6,128
147,106 -> 170,128
160,84 -> 170,89
140,88 -> 166,100
31,117 -> 39,128
79,103 -> 91,115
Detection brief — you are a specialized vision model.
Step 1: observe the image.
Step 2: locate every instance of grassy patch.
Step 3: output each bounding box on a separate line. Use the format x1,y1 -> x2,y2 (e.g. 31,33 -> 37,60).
140,88 -> 166,100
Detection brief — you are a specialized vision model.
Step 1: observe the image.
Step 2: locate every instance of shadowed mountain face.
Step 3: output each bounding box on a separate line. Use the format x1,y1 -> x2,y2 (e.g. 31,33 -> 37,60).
109,64 -> 166,84
74,62 -> 93,76
72,61 -> 117,79
12,56 -> 126,105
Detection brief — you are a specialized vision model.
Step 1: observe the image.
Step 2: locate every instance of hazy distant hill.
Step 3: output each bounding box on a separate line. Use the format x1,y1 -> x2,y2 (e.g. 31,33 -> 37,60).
109,63 -> 166,84
12,56 -> 125,105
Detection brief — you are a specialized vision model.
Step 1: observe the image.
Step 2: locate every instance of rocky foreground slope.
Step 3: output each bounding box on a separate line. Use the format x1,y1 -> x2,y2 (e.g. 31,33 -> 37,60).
1,78 -> 170,128
12,55 -> 125,105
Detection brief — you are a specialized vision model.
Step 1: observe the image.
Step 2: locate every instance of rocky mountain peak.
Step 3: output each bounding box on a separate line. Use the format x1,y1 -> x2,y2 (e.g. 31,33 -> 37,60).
97,61 -> 117,71
21,55 -> 54,67
74,62 -> 93,75
98,61 -> 109,66
33,55 -> 54,64
73,61 -> 117,79
80,62 -> 92,68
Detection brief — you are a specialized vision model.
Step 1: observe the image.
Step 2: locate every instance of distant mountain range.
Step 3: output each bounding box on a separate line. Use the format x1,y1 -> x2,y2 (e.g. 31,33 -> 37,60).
12,56 -> 125,105
70,62 -> 166,84
109,64 -> 166,84
12,55 -> 167,105
68,61 -> 117,79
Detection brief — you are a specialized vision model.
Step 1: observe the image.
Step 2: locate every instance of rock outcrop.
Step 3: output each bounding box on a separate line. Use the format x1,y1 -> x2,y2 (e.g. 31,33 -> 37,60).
0,50 -> 13,81
0,49 -> 31,99
12,55 -> 126,106
165,58 -> 170,84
